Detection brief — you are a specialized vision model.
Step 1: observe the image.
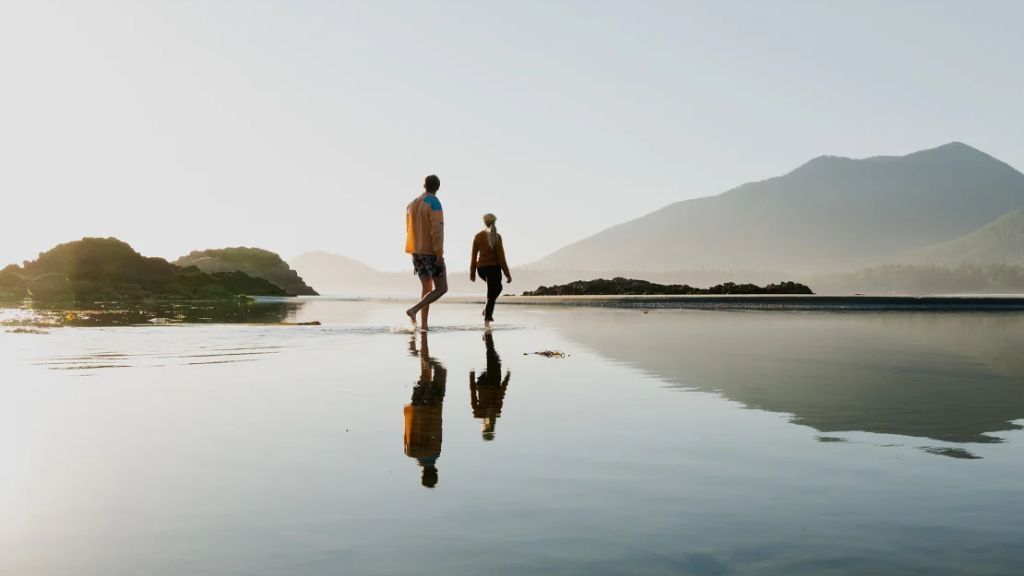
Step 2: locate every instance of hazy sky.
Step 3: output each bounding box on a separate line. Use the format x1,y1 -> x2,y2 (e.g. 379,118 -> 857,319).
2,1 -> 1022,272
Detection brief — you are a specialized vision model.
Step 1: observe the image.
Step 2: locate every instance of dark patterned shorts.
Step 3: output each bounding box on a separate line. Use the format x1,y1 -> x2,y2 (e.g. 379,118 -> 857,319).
412,254 -> 446,279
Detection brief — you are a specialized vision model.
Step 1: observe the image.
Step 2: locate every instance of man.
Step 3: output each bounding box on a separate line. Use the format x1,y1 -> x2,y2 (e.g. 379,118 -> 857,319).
405,174 -> 448,330
404,332 -> 446,488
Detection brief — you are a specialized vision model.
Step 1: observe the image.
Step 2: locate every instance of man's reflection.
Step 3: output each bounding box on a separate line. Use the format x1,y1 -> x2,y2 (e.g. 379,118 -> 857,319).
470,332 -> 511,441
404,333 -> 447,488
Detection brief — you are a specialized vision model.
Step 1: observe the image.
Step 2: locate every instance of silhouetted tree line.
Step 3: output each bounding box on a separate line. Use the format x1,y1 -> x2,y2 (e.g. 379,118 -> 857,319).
523,277 -> 813,296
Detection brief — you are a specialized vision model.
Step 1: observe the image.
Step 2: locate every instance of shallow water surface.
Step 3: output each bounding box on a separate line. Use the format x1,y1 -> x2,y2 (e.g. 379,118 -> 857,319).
2,300 -> 1023,575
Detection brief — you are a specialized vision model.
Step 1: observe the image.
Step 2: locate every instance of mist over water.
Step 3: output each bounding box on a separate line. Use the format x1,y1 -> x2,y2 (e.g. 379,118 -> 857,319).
2,300 -> 1023,575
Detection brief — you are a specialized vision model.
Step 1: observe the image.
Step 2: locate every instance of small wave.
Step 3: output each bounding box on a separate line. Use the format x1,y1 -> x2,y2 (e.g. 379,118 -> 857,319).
314,323 -> 522,336
185,358 -> 259,366
50,364 -> 132,371
168,351 -> 278,360
35,345 -> 283,371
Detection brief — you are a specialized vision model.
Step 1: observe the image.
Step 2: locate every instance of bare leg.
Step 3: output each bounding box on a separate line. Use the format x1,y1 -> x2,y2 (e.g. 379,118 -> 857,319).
407,275 -> 448,331
406,277 -> 430,327
420,277 -> 432,329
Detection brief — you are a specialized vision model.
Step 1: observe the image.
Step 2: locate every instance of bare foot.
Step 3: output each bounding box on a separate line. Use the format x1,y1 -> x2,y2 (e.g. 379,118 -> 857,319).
406,308 -> 417,327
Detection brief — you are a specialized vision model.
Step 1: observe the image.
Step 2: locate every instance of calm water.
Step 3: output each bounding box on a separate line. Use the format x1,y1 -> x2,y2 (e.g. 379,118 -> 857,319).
2,300 -> 1023,575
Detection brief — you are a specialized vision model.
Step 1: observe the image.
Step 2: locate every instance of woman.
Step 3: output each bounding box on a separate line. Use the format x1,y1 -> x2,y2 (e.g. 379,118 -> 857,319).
469,213 -> 512,327
469,331 -> 511,440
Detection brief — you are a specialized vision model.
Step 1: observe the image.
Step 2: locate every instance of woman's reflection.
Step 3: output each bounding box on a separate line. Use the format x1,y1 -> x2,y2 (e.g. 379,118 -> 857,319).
470,332 -> 511,441
404,333 -> 447,488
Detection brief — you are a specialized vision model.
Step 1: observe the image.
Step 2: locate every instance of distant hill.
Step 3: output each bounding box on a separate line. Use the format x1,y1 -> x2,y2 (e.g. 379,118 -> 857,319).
176,247 -> 317,296
0,237 -> 287,302
895,207 -> 1024,266
289,251 -> 392,294
532,142 -> 1024,273
813,264 -> 1024,295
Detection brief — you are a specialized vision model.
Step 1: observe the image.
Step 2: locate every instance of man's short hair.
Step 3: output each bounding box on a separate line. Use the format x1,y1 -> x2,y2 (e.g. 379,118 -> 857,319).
424,174 -> 440,193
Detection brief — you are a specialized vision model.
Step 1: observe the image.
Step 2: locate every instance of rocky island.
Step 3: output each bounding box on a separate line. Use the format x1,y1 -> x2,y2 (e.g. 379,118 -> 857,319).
523,277 -> 814,296
0,238 -> 289,303
175,247 -> 318,296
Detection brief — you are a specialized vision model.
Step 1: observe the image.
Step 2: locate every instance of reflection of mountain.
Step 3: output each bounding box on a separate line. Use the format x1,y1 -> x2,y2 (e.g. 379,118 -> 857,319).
546,309 -> 1024,445
15,300 -> 296,326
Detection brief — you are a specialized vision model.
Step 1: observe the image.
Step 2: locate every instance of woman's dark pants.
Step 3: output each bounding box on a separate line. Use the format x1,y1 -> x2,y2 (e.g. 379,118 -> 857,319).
477,266 -> 503,321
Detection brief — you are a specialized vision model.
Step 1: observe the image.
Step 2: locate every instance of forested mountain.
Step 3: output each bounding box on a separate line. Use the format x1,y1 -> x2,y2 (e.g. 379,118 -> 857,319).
895,208 -> 1024,266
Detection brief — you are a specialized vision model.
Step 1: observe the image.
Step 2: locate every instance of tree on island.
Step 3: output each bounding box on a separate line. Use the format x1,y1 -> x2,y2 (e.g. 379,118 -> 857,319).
0,237 -> 288,303
175,247 -> 318,296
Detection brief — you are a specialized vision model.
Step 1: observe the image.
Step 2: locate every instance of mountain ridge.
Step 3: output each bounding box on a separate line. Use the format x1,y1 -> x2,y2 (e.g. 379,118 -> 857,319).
530,142 -> 1024,273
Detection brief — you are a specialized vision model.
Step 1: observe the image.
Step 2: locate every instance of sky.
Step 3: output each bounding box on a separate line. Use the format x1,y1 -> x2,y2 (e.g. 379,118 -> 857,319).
1,0 -> 1022,272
